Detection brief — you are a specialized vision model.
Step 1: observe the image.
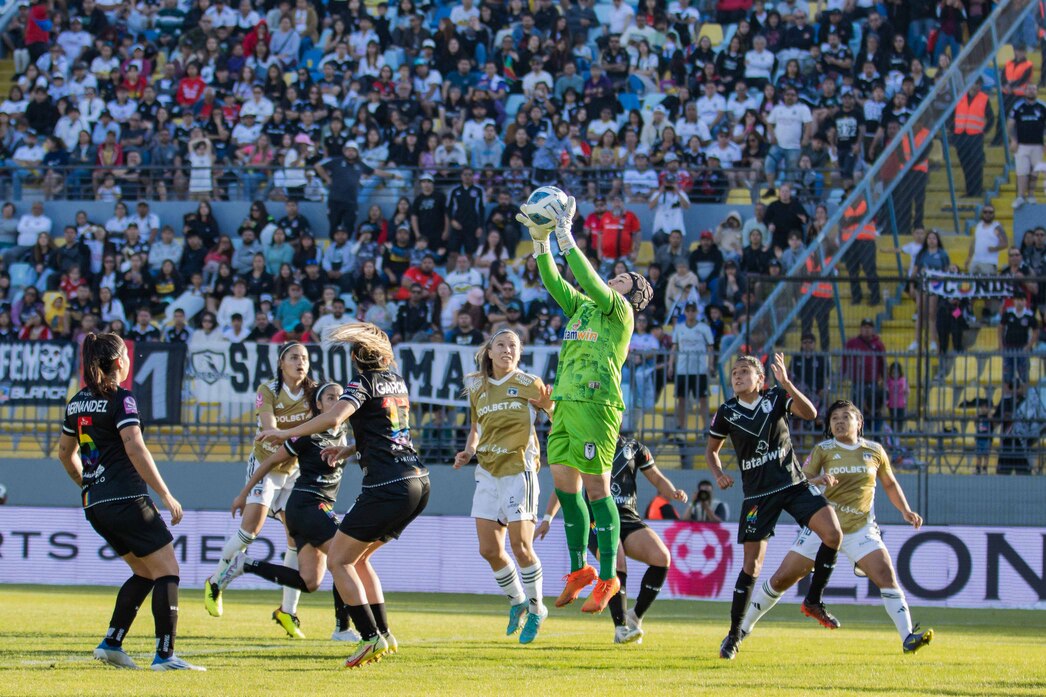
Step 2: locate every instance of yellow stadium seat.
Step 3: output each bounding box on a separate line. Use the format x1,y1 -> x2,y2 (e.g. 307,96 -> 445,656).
997,44 -> 1015,65
698,23 -> 724,47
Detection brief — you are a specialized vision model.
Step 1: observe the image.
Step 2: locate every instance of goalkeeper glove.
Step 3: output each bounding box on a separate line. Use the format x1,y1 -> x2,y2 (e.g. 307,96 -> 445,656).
554,195 -> 577,254
516,203 -> 553,257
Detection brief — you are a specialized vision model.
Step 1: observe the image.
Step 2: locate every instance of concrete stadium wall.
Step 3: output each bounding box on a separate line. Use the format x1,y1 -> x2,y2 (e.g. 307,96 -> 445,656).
2,458 -> 1043,527
24,201 -> 754,246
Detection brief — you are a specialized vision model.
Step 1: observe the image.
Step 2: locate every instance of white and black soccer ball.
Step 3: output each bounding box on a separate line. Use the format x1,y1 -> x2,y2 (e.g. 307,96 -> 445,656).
524,186 -> 569,231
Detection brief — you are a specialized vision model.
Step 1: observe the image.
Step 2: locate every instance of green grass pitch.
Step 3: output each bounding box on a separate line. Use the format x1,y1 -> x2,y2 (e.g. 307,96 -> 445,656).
1,585 -> 1044,697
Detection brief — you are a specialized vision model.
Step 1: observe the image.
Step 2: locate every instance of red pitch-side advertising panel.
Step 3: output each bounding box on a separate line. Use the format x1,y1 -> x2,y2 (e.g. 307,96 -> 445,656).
1,509 -> 1043,609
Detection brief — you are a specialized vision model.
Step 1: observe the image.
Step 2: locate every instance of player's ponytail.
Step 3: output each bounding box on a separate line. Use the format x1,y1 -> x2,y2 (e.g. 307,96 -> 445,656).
327,322 -> 395,371
82,332 -> 124,398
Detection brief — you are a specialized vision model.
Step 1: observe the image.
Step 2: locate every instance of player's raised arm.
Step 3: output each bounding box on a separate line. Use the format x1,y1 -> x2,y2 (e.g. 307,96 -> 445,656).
258,399 -> 356,443
771,352 -> 817,420
554,197 -> 618,315
519,205 -> 582,316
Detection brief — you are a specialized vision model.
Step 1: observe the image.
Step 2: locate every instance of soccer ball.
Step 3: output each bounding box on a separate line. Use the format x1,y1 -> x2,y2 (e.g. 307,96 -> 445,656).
524,186 -> 569,231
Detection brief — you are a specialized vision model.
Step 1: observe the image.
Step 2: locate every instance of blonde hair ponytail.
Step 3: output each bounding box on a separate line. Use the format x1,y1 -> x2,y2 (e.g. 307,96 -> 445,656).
326,322 -> 396,371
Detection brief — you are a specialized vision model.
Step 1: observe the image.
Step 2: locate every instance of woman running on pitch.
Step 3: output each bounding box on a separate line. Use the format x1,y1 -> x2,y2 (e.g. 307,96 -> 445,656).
454,329 -> 555,644
217,382 -> 361,642
537,433 -> 688,644
259,323 -> 429,669
738,400 -> 934,653
58,333 -> 203,671
204,342 -> 315,640
516,194 -> 653,613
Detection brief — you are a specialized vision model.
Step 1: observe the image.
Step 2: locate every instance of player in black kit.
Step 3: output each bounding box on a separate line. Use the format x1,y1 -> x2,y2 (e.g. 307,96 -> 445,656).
706,355 -> 842,660
259,323 -> 429,669
538,434 -> 688,644
57,333 -> 204,671
221,382 -> 363,643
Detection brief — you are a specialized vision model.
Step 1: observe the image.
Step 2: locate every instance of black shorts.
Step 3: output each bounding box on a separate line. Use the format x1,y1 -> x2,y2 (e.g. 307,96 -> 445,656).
738,483 -> 828,544
339,476 -> 430,543
587,512 -> 648,557
285,490 -> 339,550
84,496 -> 173,558
675,374 -> 709,399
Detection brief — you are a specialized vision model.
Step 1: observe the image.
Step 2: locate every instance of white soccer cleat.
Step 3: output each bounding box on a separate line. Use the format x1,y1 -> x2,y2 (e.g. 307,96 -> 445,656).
625,609 -> 644,633
214,552 -> 247,591
93,642 -> 139,669
614,625 -> 644,644
1013,196 -> 1026,209
331,628 -> 362,642
150,654 -> 207,671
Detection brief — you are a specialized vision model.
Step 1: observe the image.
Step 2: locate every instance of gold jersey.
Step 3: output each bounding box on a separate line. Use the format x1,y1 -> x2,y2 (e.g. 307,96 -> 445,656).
468,370 -> 545,478
251,380 -> 313,473
803,438 -> 892,535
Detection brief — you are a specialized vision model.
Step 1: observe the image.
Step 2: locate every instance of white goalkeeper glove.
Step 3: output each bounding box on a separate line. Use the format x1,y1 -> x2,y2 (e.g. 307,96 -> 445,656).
515,204 -> 553,257
554,196 -> 577,255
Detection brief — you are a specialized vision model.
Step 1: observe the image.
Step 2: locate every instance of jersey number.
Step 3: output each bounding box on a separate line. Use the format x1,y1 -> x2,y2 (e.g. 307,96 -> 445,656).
382,396 -> 410,434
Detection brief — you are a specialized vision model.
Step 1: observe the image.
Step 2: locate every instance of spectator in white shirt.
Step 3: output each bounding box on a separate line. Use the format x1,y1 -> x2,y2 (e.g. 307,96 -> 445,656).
231,112 -> 263,147
54,104 -> 90,149
640,104 -> 671,148
743,35 -> 776,89
204,0 -> 238,28
17,201 -> 52,248
36,45 -> 70,78
12,131 -> 46,199
624,152 -> 659,202
608,0 -> 636,34
131,201 -> 161,242
764,86 -> 813,191
222,312 -> 252,342
67,63 -> 98,100
240,86 -> 275,122
148,225 -> 183,268
449,0 -> 479,28
57,18 -> 93,64
444,253 -> 484,297
696,81 -> 727,131
675,101 -> 713,146
726,81 -> 761,123
705,129 -> 743,169
217,279 -> 256,329
79,86 -> 106,124
521,56 -> 554,98
235,0 -> 261,30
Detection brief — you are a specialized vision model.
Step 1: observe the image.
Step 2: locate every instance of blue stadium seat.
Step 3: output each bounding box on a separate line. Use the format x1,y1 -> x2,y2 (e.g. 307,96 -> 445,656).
299,48 -> 324,78
594,4 -> 612,25
618,93 -> 640,113
504,93 -> 526,118
8,263 -> 32,291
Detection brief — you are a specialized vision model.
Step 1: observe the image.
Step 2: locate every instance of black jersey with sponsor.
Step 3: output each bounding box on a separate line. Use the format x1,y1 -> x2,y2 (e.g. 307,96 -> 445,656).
61,386 -> 146,508
340,369 -> 427,487
708,385 -> 805,498
285,425 -> 350,502
609,436 -> 655,519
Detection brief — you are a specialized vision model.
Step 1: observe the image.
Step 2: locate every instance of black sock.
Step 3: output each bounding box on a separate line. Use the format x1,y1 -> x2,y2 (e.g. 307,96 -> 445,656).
730,571 -> 756,636
104,575 -> 154,647
634,566 -> 668,619
245,559 -> 310,592
152,575 -> 179,659
805,543 -> 839,606
370,602 -> 389,635
333,587 -> 349,632
347,604 -> 378,640
608,571 -> 627,627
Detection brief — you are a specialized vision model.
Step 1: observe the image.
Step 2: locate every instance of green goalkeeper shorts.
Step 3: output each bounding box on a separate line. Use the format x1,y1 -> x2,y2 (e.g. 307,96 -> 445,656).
546,401 -> 623,475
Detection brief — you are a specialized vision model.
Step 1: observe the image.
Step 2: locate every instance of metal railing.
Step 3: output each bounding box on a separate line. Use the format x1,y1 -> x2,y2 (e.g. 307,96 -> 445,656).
4,345 -> 1041,476
720,0 -> 1036,369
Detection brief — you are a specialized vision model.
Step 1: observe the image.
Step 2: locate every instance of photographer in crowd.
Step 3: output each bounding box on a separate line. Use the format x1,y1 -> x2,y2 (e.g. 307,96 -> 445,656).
684,480 -> 729,522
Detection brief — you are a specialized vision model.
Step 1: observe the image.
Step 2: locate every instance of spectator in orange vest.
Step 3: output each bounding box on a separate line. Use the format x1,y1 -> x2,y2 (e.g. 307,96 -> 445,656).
953,80 -> 994,198
998,44 -> 1034,144
841,196 -> 880,306
645,494 -> 679,520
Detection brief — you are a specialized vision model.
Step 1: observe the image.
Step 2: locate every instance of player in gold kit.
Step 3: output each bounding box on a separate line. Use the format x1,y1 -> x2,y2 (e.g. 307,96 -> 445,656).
454,329 -> 555,644
737,400 -> 935,653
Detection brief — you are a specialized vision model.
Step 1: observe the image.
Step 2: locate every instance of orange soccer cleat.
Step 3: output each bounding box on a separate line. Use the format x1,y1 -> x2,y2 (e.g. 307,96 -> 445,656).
581,576 -> 621,614
555,565 -> 598,607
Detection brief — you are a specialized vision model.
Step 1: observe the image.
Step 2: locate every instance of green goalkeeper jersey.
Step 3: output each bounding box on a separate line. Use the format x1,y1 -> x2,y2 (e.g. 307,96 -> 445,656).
537,248 -> 632,410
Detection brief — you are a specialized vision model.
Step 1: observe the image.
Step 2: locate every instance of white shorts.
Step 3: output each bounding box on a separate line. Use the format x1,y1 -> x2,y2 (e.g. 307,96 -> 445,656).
790,520 -> 887,567
245,453 -> 299,516
471,467 -> 539,525
1016,144 -> 1043,176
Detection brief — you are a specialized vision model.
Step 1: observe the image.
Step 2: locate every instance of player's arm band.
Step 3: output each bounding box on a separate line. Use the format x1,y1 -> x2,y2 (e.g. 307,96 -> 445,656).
532,238 -> 551,257
543,513 -> 554,524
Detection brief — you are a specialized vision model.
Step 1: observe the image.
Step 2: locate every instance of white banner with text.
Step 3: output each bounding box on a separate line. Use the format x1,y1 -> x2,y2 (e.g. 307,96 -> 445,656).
0,507 -> 1043,609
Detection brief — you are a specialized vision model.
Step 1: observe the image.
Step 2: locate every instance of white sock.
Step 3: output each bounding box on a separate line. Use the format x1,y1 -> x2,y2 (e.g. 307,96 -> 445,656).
493,563 -> 526,606
520,562 -> 545,614
881,588 -> 913,639
214,529 -> 256,579
740,580 -> 782,634
282,548 -> 301,615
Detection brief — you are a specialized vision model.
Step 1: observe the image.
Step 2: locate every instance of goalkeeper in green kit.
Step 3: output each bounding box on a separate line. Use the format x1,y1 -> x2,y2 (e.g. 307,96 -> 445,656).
516,195 -> 653,613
